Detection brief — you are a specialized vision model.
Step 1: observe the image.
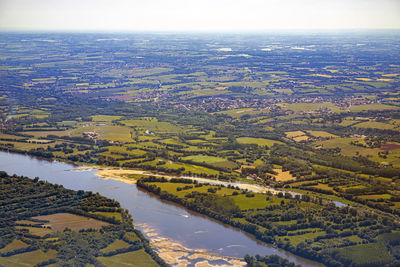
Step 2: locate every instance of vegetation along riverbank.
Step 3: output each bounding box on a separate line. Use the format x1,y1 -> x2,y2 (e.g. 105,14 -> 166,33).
138,176 -> 400,267
0,170 -> 166,266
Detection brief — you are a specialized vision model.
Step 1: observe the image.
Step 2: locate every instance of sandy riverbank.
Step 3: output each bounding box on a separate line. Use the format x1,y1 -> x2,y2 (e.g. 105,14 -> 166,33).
89,166 -> 279,194
94,168 -> 149,184
137,223 -> 246,267
68,166 -> 291,266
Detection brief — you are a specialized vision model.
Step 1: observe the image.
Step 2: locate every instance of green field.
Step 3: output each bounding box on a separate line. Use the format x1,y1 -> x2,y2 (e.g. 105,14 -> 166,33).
314,137 -> 400,166
149,182 -> 235,198
123,232 -> 140,243
149,181 -> 287,210
359,194 -> 392,200
279,102 -> 345,113
141,159 -> 220,175
307,130 -> 338,138
90,211 -> 123,222
181,155 -> 237,169
335,242 -> 393,266
229,194 -> 280,210
353,121 -> 398,130
101,146 -> 147,158
15,226 -> 53,237
236,137 -> 282,146
120,119 -> 182,134
71,125 -> 133,142
22,130 -> 70,138
285,131 -> 306,138
339,118 -> 359,127
280,231 -> 326,246
100,239 -> 131,253
57,120 -> 78,127
216,108 -> 262,118
97,249 -> 159,267
315,137 -> 367,156
92,115 -> 123,122
0,249 -> 57,267
349,104 -> 399,112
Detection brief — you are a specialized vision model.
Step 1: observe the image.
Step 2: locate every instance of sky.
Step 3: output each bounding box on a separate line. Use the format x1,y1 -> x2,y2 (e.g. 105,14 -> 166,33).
0,0 -> 399,32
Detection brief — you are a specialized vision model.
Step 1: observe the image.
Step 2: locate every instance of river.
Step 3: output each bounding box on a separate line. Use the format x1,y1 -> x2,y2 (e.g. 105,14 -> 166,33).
0,151 -> 323,267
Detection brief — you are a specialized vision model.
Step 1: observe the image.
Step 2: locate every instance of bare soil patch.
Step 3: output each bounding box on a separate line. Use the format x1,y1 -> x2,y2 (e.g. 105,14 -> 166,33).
32,213 -> 109,232
380,143 -> 400,151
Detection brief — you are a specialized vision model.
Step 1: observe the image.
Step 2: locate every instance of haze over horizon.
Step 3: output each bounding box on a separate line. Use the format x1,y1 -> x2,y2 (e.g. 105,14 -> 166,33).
0,0 -> 399,32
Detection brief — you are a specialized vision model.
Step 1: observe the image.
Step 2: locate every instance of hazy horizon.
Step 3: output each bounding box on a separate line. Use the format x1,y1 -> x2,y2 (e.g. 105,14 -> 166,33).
1,0 -> 399,32
1,29 -> 400,34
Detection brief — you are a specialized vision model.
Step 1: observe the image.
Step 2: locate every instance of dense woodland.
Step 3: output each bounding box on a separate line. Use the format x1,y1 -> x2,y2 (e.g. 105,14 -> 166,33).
0,171 -> 165,266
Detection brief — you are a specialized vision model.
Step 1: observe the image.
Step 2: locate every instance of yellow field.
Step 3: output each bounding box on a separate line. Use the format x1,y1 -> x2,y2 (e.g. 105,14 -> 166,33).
312,74 -> 333,78
285,131 -> 306,138
307,130 -> 338,138
382,73 -> 400,77
0,239 -> 28,253
293,135 -> 309,142
0,133 -> 25,140
273,168 -> 296,182
355,78 -> 373,81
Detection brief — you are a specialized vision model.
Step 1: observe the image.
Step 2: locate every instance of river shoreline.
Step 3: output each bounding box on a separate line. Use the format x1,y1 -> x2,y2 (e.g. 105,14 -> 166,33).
91,166 -> 326,266
76,165 -> 282,194
0,151 -> 324,267
138,223 -> 247,266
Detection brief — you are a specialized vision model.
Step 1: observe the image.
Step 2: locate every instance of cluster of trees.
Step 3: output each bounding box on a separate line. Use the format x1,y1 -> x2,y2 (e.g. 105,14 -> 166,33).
0,171 -> 167,267
244,254 -> 300,267
269,143 -> 400,215
138,177 -> 399,267
271,143 -> 399,179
